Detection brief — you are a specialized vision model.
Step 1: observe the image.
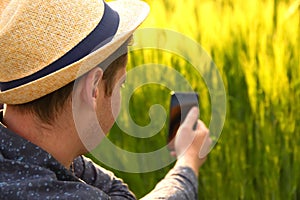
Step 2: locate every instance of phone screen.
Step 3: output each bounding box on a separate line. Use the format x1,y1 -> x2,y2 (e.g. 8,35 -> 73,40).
167,92 -> 199,150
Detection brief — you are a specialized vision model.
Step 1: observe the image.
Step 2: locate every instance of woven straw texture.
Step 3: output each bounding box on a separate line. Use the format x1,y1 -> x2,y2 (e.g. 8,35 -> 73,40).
0,0 -> 149,104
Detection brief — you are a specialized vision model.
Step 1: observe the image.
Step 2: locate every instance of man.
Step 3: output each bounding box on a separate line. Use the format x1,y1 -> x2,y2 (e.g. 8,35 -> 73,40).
0,0 -> 211,199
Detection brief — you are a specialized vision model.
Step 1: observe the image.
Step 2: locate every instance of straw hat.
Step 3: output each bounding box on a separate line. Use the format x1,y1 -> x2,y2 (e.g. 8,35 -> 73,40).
0,0 -> 149,104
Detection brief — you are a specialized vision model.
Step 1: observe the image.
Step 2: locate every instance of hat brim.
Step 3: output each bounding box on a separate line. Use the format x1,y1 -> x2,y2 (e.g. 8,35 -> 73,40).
0,0 -> 149,104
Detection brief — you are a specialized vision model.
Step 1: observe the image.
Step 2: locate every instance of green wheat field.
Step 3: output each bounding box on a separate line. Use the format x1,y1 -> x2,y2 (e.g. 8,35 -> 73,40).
89,0 -> 300,199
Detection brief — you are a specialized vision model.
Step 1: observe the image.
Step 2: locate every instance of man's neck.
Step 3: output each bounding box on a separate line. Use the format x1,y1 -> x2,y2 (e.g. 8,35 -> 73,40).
2,105 -> 84,168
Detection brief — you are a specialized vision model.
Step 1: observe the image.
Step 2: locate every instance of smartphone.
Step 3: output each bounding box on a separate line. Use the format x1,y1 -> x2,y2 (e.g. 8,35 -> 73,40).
167,92 -> 199,150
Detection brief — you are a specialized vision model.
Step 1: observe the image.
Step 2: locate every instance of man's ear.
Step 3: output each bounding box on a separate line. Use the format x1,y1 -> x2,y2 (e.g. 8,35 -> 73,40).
83,67 -> 104,109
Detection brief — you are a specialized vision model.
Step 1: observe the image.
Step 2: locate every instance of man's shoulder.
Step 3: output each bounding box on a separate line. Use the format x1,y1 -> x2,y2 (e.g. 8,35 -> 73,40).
0,156 -> 109,200
0,156 -> 57,185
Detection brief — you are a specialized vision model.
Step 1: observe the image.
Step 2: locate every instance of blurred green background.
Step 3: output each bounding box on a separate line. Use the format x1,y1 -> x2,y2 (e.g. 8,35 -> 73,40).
89,0 -> 300,199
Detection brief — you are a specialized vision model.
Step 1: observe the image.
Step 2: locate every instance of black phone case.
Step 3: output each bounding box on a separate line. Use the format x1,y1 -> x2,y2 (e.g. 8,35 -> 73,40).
168,92 -> 199,146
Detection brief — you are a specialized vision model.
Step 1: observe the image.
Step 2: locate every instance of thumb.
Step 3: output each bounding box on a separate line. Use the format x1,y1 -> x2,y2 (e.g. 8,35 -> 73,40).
181,107 -> 199,128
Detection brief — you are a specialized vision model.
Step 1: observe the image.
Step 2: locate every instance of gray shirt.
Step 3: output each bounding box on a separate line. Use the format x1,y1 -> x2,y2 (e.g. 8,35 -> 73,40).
0,123 -> 198,199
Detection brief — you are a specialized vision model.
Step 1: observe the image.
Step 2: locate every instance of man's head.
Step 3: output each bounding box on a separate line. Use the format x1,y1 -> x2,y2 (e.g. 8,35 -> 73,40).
0,0 -> 149,154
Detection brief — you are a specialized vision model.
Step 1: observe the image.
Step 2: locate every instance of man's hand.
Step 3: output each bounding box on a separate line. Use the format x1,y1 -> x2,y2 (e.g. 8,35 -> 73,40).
174,107 -> 212,176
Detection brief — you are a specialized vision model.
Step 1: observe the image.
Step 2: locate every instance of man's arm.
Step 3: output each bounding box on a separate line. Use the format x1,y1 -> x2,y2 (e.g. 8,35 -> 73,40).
73,156 -> 136,200
140,165 -> 198,200
141,107 -> 211,200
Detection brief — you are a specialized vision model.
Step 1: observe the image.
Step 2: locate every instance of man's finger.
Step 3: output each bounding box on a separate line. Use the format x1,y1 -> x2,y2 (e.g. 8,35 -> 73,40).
181,107 -> 199,128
